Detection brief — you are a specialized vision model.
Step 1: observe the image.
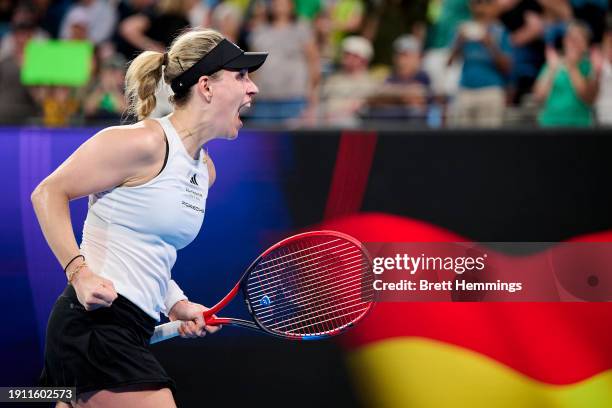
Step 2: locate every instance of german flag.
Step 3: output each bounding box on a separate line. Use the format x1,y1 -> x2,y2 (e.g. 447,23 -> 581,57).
317,213 -> 612,408
295,131 -> 612,407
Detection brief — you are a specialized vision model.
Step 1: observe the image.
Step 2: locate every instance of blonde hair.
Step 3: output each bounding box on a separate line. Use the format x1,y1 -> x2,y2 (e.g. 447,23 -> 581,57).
125,29 -> 225,120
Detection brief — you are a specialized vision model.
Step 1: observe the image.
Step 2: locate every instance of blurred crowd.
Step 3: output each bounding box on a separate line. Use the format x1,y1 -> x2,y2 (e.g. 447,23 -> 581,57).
0,0 -> 610,128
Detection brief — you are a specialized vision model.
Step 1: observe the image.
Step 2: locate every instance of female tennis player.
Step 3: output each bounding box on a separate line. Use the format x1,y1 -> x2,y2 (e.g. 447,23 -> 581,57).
31,28 -> 267,407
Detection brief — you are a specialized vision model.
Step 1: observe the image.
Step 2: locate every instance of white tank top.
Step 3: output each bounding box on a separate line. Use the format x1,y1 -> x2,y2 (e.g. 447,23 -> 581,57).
80,115 -> 209,320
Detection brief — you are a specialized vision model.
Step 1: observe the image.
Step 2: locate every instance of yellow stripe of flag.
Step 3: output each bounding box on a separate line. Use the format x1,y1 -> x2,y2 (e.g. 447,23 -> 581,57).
347,338 -> 612,408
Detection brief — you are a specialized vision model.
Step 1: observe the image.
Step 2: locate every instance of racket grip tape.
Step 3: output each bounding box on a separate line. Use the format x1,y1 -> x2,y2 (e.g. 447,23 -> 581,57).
150,320 -> 182,344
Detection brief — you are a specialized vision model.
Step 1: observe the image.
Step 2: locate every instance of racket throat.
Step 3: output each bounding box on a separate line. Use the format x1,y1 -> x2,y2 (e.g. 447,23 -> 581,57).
204,282 -> 242,317
205,316 -> 260,331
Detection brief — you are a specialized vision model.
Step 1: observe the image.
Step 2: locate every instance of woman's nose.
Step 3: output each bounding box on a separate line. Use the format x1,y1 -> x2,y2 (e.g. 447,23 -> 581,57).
246,78 -> 259,96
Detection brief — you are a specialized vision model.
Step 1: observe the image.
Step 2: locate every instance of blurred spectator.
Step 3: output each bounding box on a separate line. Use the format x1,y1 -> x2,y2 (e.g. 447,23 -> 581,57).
0,0 -> 607,129
328,0 -> 365,59
422,0 -> 472,98
119,0 -> 192,118
228,0 -> 251,14
34,0 -> 74,39
294,0 -> 322,21
320,35 -> 377,126
594,15 -> 612,125
60,0 -> 118,44
119,0 -> 191,54
188,0 -> 211,28
244,0 -> 267,31
362,0 -> 429,66
0,1 -> 49,60
39,86 -> 80,126
425,0 -> 472,50
0,16 -> 41,123
534,21 -> 599,127
449,0 -> 512,127
0,0 -> 14,38
211,2 -> 243,43
246,0 -> 320,124
62,6 -> 90,40
539,0 -> 573,51
570,0 -> 607,44
313,7 -> 335,74
83,53 -> 127,121
497,0 -> 546,105
366,35 -> 432,123
113,0 -> 157,60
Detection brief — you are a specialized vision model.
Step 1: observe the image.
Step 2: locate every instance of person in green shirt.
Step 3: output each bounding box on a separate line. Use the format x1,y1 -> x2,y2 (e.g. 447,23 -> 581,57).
425,0 -> 472,50
534,21 -> 600,127
83,54 -> 127,121
294,0 -> 322,20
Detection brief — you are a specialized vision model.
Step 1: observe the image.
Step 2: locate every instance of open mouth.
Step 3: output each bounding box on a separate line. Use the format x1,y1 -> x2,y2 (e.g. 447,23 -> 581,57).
238,102 -> 252,117
235,102 -> 252,130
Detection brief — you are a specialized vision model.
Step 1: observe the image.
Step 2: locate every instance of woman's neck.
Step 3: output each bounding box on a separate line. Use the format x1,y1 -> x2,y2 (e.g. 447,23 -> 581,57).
169,107 -> 216,159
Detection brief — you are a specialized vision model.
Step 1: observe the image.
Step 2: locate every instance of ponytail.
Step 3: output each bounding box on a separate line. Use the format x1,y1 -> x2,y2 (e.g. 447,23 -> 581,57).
125,51 -> 165,120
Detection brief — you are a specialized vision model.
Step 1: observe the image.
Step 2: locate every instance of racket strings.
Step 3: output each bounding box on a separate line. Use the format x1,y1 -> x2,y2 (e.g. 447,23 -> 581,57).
256,239 -> 343,267
251,245 -> 366,314
283,241 -> 337,335
249,241 -> 367,292
254,263 -> 370,319
290,241 -> 334,335
285,307 -> 373,334
253,263 -> 367,317
245,237 -> 374,337
248,242 -> 361,323
247,241 -> 357,288
261,284 -> 374,331
248,250 -> 364,297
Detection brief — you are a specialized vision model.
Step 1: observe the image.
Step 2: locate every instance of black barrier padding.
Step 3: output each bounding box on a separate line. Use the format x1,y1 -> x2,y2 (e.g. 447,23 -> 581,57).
283,132 -> 340,227
152,336 -> 361,408
359,129 -> 612,241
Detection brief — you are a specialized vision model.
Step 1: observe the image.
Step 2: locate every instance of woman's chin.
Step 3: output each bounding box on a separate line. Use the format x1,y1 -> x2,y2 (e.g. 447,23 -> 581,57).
230,116 -> 243,138
218,118 -> 242,140
226,125 -> 240,140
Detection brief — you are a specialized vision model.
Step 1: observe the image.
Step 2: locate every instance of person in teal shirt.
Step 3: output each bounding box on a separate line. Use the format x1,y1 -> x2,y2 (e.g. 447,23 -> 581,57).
534,21 -> 600,127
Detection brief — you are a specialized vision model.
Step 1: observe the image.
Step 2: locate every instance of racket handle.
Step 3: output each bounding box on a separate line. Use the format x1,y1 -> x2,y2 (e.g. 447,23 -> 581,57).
150,320 -> 182,344
205,317 -> 230,325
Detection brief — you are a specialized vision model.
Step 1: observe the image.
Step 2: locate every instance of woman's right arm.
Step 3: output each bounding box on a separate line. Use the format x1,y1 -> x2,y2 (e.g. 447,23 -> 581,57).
30,123 -> 166,310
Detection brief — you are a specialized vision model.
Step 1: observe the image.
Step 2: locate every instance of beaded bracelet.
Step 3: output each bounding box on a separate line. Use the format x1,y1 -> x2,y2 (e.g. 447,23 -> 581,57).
64,254 -> 85,283
63,254 -> 84,273
67,261 -> 88,284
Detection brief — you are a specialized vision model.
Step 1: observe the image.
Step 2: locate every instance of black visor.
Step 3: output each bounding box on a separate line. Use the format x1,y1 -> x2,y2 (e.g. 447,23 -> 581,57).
170,39 -> 268,94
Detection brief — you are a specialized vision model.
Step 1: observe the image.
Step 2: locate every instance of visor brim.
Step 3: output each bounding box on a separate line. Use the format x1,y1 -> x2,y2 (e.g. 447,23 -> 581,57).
223,52 -> 268,73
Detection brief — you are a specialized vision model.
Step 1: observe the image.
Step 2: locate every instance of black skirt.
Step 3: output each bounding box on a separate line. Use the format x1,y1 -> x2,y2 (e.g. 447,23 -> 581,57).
39,285 -> 176,397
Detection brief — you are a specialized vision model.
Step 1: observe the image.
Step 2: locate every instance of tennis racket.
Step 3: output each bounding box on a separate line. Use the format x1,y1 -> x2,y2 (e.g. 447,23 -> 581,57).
150,230 -> 374,343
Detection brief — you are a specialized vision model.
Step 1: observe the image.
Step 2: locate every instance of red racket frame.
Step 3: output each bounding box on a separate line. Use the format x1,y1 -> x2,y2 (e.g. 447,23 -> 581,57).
201,230 -> 374,340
